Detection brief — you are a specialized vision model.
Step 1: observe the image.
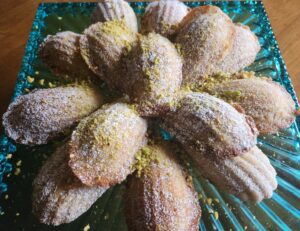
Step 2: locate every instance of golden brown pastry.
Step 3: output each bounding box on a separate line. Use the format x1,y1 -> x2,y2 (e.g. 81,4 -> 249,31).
39,31 -> 93,78
125,144 -> 201,231
32,145 -> 108,226
214,24 -> 261,74
91,0 -> 138,32
176,6 -> 235,86
68,102 -> 147,187
211,77 -> 296,134
187,146 -> 277,202
124,33 -> 182,117
141,0 -> 189,38
2,85 -> 103,145
161,92 -> 258,160
80,21 -> 137,89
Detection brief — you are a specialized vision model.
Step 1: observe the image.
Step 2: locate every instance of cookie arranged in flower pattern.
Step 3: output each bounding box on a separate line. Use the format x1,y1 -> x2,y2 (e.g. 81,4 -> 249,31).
2,2 -> 296,227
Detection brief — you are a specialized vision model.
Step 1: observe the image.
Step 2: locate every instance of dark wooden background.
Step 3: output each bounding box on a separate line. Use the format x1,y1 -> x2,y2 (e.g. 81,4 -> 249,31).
0,0 -> 299,119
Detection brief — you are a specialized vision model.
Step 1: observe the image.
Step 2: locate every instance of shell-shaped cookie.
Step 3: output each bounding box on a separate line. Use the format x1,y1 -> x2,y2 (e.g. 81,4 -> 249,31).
141,0 -> 189,38
91,0 -> 138,32
68,102 -> 148,187
124,33 -> 182,117
190,146 -> 277,202
2,85 -> 103,145
214,24 -> 261,74
175,6 -> 235,87
211,77 -> 296,134
80,21 -> 137,89
125,144 -> 201,231
161,92 -> 258,160
32,145 -> 108,226
39,31 -> 92,78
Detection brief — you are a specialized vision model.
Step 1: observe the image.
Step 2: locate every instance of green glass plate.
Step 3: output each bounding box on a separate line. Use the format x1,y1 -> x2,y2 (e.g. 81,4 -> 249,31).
0,1 -> 299,230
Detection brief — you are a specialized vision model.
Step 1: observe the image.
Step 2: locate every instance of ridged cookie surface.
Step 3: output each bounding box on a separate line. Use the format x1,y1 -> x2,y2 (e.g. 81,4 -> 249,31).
190,146 -> 277,202
142,0 -> 189,38
91,0 -> 138,32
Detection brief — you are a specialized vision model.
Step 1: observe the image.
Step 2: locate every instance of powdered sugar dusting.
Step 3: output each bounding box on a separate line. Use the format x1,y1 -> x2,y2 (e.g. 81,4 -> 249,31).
124,33 -> 182,117
125,144 -> 201,231
39,31 -> 93,78
32,144 -> 108,226
2,85 -> 103,145
80,20 -> 137,89
215,24 -> 261,74
176,6 -> 235,85
212,77 -> 296,134
68,102 -> 147,187
91,0 -> 138,32
142,0 -> 189,38
162,92 -> 258,160
188,146 -> 277,202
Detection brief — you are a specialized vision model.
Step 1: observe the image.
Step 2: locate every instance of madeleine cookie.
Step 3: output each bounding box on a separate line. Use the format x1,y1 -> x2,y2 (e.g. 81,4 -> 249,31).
176,6 -> 235,86
124,33 -> 182,117
91,0 -> 138,32
142,0 -> 189,38
190,146 -> 277,202
161,92 -> 258,160
39,31 -> 92,78
214,24 -> 260,74
69,102 -> 147,187
2,85 -> 103,145
211,77 -> 296,133
32,145 -> 108,225
80,21 -> 137,89
126,144 -> 201,231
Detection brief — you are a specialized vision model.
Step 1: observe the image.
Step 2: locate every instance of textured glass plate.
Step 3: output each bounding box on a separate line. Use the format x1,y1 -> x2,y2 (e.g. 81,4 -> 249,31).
0,1 -> 300,230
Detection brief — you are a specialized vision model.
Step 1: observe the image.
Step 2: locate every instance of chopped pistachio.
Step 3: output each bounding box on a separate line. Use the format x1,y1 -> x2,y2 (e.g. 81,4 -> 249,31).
48,82 -> 56,88
214,211 -> 219,220
14,168 -> 21,176
206,198 -> 213,205
197,193 -> 203,200
27,76 -> 34,83
83,224 -> 90,231
39,79 -> 45,86
6,153 -> 12,159
133,147 -> 152,177
16,160 -> 22,166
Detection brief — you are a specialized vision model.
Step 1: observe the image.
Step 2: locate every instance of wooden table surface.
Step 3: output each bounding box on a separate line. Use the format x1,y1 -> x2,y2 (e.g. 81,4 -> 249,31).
0,0 -> 299,119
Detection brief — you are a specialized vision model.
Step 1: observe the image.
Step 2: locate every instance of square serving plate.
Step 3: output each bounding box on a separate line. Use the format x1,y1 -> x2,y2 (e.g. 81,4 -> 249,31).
0,1 -> 299,230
